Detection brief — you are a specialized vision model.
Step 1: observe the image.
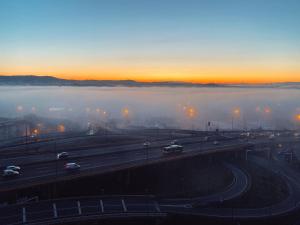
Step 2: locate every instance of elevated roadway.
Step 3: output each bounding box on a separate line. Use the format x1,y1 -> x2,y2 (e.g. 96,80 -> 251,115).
0,138 -> 251,192
1,159 -> 300,224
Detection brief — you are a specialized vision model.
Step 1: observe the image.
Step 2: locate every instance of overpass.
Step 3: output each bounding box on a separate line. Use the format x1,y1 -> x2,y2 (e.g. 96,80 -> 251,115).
0,163 -> 249,225
0,138 -> 252,192
1,159 -> 300,225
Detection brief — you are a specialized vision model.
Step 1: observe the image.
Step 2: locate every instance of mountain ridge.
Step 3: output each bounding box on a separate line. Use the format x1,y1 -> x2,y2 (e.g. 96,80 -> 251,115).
0,75 -> 299,88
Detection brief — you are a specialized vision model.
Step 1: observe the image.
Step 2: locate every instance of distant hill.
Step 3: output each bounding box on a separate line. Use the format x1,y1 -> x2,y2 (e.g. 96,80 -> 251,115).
0,75 -> 299,89
0,75 -> 222,87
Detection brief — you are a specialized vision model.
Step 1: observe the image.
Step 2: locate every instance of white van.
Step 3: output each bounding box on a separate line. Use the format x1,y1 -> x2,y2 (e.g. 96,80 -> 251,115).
163,145 -> 184,155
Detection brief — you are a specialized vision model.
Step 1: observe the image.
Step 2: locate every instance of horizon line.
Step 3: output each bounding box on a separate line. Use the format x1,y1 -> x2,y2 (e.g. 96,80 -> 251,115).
0,74 -> 300,85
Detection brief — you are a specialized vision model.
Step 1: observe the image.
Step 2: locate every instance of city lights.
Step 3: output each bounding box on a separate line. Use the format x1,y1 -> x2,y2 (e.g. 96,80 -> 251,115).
186,106 -> 197,119
122,107 -> 130,118
233,108 -> 241,116
57,124 -> 65,132
16,105 -> 23,112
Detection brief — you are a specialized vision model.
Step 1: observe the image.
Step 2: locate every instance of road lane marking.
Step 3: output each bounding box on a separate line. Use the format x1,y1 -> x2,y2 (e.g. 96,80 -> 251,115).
77,201 -> 82,215
53,203 -> 58,218
121,199 -> 127,212
99,200 -> 104,213
154,201 -> 161,212
22,207 -> 26,223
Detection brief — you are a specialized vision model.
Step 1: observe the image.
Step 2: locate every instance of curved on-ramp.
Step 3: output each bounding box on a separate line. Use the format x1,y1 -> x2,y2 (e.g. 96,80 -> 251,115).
0,163 -> 249,225
1,159 -> 299,224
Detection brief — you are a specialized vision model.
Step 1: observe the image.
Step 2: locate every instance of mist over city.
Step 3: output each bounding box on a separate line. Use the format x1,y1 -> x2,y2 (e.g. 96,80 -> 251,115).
1,86 -> 300,132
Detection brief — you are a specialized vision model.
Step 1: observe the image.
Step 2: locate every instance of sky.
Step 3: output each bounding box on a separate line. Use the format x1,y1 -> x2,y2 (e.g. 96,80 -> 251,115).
0,0 -> 299,83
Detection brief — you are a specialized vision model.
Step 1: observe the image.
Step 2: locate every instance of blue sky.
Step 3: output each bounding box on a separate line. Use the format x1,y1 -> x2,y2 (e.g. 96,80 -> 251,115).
0,0 -> 299,82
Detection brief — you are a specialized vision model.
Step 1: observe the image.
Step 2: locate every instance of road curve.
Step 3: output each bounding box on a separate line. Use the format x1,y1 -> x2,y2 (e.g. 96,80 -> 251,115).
0,163 -> 248,225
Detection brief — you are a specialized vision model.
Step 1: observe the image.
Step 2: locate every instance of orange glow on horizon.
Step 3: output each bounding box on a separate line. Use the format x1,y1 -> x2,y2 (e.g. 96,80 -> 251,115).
1,62 -> 300,84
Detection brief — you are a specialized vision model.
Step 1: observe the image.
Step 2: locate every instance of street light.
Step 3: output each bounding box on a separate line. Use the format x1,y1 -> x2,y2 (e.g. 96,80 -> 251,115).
264,107 -> 271,114
17,105 -> 23,112
232,108 -> 240,130
186,107 -> 197,119
293,114 -> 300,130
57,124 -> 65,133
295,114 -> 300,122
122,107 -> 130,118
31,107 -> 36,113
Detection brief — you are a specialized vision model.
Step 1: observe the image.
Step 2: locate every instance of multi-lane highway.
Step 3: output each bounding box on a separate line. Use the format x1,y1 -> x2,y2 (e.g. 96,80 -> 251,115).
0,162 -> 250,225
1,130 -> 300,224
0,136 -> 250,192
1,131 -> 298,193
1,157 -> 300,225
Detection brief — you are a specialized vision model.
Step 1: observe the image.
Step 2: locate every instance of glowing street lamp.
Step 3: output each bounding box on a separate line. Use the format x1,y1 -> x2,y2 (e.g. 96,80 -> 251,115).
57,124 -> 65,132
232,107 -> 241,130
264,107 -> 271,114
233,108 -> 241,116
122,107 -> 130,119
295,114 -> 300,123
16,105 -> 23,112
32,128 -> 39,136
186,106 -> 197,119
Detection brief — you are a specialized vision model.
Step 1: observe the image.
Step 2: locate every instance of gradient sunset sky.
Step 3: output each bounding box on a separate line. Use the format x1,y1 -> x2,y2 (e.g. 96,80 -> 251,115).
0,0 -> 299,83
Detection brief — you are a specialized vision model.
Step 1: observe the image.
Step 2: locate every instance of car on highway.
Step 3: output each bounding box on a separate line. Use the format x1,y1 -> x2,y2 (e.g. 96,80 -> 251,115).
269,134 -> 275,139
163,144 -> 183,155
143,142 -> 150,147
6,165 -> 21,171
3,169 -> 19,178
213,141 -> 219,145
65,163 -> 80,171
57,152 -> 69,159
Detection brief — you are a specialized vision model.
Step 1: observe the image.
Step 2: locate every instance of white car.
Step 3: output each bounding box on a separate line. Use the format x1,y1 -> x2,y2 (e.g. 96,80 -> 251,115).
213,141 -> 219,145
143,142 -> 150,147
6,165 -> 21,171
3,169 -> 19,177
65,163 -> 80,171
57,152 -> 69,159
163,145 -> 183,154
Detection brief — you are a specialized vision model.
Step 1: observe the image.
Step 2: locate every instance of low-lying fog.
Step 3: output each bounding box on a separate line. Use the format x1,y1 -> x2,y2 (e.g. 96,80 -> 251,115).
1,86 -> 300,130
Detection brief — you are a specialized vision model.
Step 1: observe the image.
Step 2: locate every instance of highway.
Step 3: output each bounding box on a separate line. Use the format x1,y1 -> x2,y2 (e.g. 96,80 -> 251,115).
0,134 -> 239,166
159,162 -> 249,207
1,132 -> 298,193
0,137 -> 250,192
1,158 -> 300,224
0,162 -> 249,225
1,131 -> 300,224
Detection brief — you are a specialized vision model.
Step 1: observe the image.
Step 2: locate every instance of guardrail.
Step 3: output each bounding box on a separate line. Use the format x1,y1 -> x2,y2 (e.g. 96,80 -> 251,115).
0,195 -> 166,225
